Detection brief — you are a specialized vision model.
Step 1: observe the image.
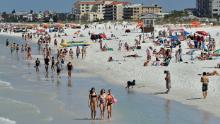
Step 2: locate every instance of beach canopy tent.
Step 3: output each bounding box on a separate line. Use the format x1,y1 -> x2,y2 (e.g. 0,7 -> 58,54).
99,34 -> 107,39
191,21 -> 201,27
184,31 -> 190,36
214,49 -> 220,55
168,35 -> 179,41
91,33 -> 107,40
196,31 -> 208,36
169,29 -> 186,41
36,29 -> 46,33
42,23 -> 49,29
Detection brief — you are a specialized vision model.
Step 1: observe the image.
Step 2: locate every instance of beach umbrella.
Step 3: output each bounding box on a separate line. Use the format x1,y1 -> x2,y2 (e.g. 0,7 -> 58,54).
168,36 -> 178,40
184,31 -> 190,36
214,49 -> 220,55
99,34 -> 107,39
196,31 -> 208,36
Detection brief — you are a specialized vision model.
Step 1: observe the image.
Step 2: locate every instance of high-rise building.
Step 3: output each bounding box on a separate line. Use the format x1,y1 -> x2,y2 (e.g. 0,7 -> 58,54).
197,0 -> 220,17
104,2 -> 129,20
74,0 -> 107,21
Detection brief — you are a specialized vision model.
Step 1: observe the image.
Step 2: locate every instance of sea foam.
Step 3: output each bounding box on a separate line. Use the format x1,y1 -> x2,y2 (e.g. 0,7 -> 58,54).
0,117 -> 16,124
0,80 -> 13,88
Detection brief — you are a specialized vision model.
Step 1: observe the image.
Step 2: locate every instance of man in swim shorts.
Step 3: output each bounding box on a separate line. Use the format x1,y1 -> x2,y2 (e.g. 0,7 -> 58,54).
200,72 -> 209,99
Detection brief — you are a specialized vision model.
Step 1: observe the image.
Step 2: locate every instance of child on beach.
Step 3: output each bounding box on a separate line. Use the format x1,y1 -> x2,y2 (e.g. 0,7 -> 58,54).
164,70 -> 171,94
56,61 -> 62,78
35,58 -> 40,72
67,62 -> 73,79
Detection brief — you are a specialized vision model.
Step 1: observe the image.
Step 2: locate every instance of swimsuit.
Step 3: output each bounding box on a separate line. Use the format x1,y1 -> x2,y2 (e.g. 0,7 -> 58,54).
202,84 -> 208,92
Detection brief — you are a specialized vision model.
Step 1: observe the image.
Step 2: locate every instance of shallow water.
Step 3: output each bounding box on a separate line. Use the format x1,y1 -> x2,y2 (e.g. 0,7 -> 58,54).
0,35 -> 220,124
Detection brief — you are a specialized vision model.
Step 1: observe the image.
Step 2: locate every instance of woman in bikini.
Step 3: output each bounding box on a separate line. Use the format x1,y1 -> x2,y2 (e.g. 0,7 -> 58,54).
98,89 -> 106,120
88,87 -> 98,120
106,89 -> 114,120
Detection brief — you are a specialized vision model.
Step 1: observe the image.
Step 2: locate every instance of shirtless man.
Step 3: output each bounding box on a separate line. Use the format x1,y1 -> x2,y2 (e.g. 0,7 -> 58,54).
200,72 -> 209,99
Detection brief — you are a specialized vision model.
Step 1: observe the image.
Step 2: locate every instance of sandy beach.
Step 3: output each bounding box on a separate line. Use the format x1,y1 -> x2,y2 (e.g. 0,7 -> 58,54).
1,22 -> 220,121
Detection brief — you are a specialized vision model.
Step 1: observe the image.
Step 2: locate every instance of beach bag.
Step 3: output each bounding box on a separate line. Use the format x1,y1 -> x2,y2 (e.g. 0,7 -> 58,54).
112,96 -> 118,104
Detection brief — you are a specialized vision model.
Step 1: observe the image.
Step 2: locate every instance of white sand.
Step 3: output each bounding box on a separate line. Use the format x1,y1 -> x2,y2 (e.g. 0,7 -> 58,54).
1,23 -> 220,117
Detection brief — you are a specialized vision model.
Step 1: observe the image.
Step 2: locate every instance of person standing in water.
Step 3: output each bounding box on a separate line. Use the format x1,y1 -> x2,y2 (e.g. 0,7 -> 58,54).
44,56 -> 50,73
98,89 -> 106,120
67,62 -> 73,79
164,70 -> 171,94
201,72 -> 209,99
56,61 -> 62,78
106,89 -> 114,120
69,48 -> 74,59
51,56 -> 55,72
76,46 -> 80,59
35,58 -> 40,72
6,39 -> 9,47
88,87 -> 98,120
16,44 -> 19,53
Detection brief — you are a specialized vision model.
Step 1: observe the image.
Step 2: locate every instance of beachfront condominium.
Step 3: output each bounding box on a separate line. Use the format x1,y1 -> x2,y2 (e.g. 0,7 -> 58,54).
74,0 -> 107,21
123,4 -> 162,20
74,0 -> 129,21
74,0 -> 162,21
104,1 -> 129,20
197,0 -> 220,17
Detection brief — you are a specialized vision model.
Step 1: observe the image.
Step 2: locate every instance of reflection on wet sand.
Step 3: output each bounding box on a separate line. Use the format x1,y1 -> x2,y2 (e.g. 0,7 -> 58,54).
202,112 -> 210,124
165,100 -> 171,124
67,79 -> 72,87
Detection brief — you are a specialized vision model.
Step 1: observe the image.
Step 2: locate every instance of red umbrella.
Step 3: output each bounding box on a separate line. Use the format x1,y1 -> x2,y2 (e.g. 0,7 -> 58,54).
196,31 -> 208,36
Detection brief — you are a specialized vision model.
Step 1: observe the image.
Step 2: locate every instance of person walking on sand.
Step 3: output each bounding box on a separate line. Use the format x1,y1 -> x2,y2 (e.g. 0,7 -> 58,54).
88,87 -> 98,120
67,62 -> 73,79
106,89 -> 114,120
35,58 -> 40,72
98,89 -> 106,120
201,72 -> 209,99
164,70 -> 171,94
178,45 -> 183,62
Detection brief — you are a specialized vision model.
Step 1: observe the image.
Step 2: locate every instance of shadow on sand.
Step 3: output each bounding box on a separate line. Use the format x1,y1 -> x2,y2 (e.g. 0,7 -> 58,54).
153,91 -> 168,95
186,97 -> 203,100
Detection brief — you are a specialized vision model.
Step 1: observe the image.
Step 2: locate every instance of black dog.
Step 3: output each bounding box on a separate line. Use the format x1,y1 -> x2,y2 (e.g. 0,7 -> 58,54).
126,80 -> 136,88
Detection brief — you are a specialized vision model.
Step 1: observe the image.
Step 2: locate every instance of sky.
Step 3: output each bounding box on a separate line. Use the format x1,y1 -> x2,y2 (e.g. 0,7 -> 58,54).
0,0 -> 196,13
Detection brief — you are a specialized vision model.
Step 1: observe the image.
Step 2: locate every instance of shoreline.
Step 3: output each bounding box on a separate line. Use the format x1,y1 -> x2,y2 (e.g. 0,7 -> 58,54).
1,24 -> 220,118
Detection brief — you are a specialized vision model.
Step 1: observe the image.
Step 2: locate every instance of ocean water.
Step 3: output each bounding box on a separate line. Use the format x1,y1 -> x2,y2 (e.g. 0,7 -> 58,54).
0,35 -> 220,124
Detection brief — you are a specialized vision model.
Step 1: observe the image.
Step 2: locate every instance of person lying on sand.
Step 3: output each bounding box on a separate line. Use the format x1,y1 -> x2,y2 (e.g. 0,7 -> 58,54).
198,70 -> 220,76
206,70 -> 220,76
124,54 -> 141,58
197,52 -> 212,60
